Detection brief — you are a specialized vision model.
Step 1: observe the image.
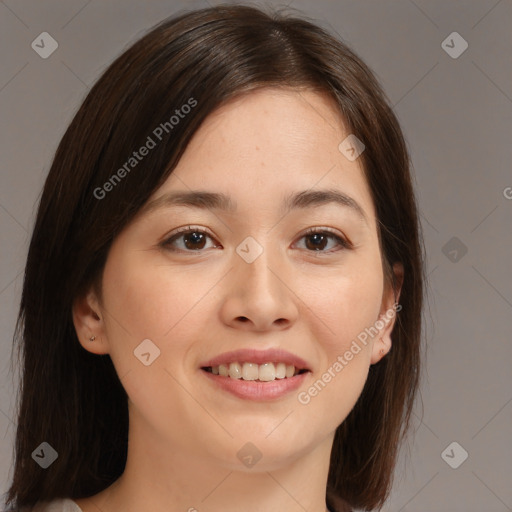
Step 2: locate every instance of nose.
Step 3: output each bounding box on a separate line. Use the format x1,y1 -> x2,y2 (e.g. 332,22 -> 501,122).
219,245 -> 299,332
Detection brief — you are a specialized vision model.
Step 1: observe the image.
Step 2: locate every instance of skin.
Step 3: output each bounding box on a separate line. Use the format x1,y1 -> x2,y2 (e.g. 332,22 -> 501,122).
73,87 -> 403,512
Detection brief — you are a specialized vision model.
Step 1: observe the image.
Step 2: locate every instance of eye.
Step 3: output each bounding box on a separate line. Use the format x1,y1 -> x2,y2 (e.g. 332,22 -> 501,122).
161,226 -> 218,252
160,226 -> 352,253
295,227 -> 352,252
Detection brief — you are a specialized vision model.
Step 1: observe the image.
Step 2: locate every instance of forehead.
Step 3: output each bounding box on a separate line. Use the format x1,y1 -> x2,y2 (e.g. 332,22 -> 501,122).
191,87 -> 351,162
150,87 -> 376,222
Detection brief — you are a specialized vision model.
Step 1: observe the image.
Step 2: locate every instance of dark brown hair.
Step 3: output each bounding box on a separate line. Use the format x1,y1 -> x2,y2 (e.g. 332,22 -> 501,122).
5,4 -> 425,511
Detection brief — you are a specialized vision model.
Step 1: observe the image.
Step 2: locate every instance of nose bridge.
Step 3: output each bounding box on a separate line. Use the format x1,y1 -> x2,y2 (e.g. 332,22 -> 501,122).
237,234 -> 281,294
229,232 -> 296,324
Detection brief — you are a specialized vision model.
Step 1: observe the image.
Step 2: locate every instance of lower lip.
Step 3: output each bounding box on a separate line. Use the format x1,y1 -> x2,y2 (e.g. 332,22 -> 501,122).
201,369 -> 310,401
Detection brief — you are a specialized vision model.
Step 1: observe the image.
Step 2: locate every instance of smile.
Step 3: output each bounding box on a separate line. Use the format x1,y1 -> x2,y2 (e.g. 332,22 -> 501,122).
203,362 -> 309,381
199,348 -> 312,400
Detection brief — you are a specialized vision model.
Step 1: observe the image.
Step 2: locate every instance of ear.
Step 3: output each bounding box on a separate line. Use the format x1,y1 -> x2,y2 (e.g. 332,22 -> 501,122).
72,285 -> 110,355
370,262 -> 404,365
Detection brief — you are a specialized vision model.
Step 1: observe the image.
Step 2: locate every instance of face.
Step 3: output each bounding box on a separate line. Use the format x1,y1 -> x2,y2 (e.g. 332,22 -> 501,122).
75,88 -> 400,471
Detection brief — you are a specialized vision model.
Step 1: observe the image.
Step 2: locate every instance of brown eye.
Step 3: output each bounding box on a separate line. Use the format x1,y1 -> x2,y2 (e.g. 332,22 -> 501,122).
304,232 -> 329,251
162,227 -> 218,252
297,228 -> 352,252
180,231 -> 208,250
161,226 -> 351,254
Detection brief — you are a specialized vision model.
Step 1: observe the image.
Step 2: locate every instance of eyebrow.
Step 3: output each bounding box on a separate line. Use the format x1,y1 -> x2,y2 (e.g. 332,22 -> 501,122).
140,188 -> 368,225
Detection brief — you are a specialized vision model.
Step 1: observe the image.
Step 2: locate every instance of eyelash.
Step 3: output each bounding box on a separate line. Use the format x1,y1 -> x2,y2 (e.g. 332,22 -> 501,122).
160,225 -> 352,254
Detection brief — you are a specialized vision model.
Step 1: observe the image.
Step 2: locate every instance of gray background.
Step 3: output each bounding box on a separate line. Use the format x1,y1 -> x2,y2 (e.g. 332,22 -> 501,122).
1,0 -> 511,511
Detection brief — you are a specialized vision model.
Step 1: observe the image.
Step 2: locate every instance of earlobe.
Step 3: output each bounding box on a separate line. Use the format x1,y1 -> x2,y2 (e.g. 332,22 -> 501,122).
371,262 -> 404,365
370,337 -> 391,365
72,289 -> 109,355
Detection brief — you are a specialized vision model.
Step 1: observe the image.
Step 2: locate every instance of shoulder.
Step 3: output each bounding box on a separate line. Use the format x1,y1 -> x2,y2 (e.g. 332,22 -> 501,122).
18,498 -> 83,512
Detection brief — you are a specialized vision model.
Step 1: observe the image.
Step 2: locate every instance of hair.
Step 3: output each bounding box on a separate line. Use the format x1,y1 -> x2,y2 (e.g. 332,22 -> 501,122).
5,4 -> 425,511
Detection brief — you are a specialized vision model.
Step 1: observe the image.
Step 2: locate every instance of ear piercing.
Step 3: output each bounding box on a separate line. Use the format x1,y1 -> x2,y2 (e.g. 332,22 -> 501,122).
89,335 -> 96,342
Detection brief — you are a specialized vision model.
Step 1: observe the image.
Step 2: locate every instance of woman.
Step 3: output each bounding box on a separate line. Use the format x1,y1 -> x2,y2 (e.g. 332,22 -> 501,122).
5,4 -> 425,512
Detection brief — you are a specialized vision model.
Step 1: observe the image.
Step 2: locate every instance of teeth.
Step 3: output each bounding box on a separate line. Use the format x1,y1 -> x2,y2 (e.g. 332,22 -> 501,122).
258,362 -> 275,381
275,362 -> 286,379
242,362 -> 259,381
207,362 -> 303,381
229,362 -> 242,379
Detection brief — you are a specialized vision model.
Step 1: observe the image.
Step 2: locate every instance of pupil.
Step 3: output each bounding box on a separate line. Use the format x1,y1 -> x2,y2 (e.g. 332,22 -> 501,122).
185,232 -> 205,249
308,233 -> 326,251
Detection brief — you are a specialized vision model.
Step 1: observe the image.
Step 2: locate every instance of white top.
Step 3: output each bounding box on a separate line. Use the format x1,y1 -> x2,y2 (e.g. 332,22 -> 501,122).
32,498 -> 83,512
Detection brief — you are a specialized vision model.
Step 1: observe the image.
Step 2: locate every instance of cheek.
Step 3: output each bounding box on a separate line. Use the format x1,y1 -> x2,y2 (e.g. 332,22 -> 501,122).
101,247 -> 211,341
309,259 -> 384,354
99,249 -> 213,410
310,257 -> 383,420
296,272 -> 381,430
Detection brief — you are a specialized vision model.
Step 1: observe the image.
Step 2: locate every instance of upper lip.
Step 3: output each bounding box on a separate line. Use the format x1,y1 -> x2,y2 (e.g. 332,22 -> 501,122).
200,348 -> 311,371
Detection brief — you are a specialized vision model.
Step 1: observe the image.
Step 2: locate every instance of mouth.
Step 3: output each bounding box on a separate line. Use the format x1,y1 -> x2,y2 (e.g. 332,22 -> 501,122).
199,348 -> 312,401
202,362 -> 310,382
